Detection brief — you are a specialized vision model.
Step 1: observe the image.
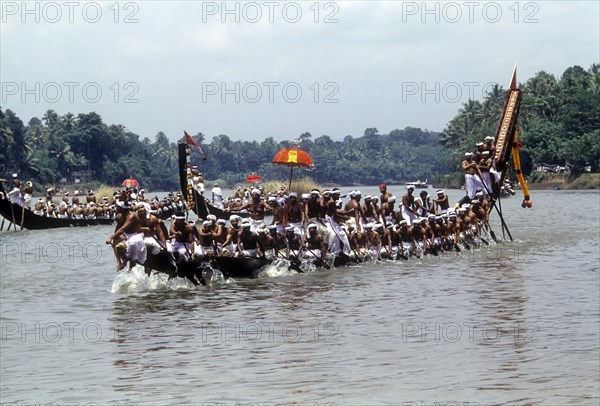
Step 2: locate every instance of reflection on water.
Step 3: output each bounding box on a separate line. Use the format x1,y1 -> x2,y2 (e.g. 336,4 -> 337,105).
0,190 -> 598,404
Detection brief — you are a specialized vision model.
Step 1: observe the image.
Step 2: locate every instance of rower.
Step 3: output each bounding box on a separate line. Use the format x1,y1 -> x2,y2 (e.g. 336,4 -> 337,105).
433,190 -> 449,214
195,220 -> 216,259
415,191 -> 433,217
237,220 -> 264,258
169,211 -> 195,263
106,200 -> 147,271
301,222 -> 327,261
221,215 -> 242,256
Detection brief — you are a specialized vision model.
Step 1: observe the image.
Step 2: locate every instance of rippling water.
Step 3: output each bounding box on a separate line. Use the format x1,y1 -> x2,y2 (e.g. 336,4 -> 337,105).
1,188 -> 598,405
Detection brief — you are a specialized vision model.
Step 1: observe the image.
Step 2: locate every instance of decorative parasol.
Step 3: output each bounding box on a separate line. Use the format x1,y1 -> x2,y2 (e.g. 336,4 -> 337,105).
272,143 -> 314,192
122,177 -> 140,188
246,173 -> 262,183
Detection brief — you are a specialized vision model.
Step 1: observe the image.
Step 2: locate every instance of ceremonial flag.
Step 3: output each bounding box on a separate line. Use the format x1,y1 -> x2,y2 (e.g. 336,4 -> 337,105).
184,130 -> 207,160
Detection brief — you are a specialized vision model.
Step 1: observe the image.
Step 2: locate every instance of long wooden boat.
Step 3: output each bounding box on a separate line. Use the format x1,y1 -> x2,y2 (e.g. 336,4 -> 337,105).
0,196 -> 113,230
178,142 -> 249,220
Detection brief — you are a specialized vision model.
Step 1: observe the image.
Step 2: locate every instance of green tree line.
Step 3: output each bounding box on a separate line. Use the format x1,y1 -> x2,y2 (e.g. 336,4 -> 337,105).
440,64 -> 600,175
0,111 -> 448,189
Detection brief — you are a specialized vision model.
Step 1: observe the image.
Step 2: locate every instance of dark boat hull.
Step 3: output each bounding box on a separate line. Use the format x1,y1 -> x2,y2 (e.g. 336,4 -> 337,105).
0,197 -> 113,230
214,256 -> 270,279
143,250 -> 209,286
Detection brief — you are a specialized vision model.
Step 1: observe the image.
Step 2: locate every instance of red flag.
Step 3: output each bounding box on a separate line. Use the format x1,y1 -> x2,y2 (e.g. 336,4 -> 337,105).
184,130 -> 207,160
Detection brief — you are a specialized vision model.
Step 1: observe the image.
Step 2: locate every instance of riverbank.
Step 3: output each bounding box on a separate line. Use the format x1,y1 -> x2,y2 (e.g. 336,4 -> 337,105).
433,173 -> 599,191
525,173 -> 600,190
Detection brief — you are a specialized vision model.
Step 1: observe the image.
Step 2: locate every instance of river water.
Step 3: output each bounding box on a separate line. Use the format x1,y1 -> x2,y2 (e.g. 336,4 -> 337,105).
1,188 -> 598,406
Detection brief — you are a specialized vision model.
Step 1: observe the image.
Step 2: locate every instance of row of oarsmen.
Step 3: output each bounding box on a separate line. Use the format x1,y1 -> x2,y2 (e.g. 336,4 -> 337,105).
162,197 -> 490,263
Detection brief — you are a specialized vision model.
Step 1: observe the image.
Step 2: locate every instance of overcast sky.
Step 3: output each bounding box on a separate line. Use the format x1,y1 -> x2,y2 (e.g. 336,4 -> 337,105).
1,1 -> 598,143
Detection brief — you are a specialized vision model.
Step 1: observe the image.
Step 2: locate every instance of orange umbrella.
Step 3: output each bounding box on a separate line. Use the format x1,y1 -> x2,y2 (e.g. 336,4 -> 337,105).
272,147 -> 314,191
122,178 -> 140,188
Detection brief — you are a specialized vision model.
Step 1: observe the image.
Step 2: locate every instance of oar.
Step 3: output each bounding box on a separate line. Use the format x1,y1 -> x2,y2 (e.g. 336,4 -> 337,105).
305,247 -> 330,269
20,204 -> 25,231
9,200 -> 17,231
476,173 -> 512,241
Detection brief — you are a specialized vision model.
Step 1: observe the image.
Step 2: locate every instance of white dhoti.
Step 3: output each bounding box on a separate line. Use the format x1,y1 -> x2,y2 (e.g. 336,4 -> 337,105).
401,205 -> 416,226
221,242 -> 235,255
171,240 -> 191,262
481,172 -> 492,197
195,245 -> 214,257
251,219 -> 265,234
241,249 -> 258,258
288,221 -> 303,237
471,175 -> 485,198
325,215 -> 351,255
144,237 -> 163,255
8,189 -> 23,206
124,232 -> 147,265
465,174 -> 476,198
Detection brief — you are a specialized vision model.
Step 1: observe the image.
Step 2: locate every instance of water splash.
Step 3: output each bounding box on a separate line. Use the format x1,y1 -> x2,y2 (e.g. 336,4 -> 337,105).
110,266 -> 198,294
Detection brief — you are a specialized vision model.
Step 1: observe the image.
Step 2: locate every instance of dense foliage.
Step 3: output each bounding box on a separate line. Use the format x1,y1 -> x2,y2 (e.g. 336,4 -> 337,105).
1,64 -> 597,190
441,64 -> 600,175
0,110 -> 447,189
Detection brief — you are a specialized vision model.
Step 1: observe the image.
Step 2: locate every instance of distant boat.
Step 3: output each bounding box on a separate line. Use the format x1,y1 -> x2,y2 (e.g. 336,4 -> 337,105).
552,185 -> 560,190
406,179 -> 429,189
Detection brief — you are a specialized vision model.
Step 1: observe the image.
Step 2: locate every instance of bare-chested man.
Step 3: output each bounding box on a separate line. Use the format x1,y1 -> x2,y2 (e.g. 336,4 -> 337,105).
106,200 -> 147,271
362,195 -> 380,225
301,223 -> 327,262
462,152 -> 483,199
284,192 -> 305,237
221,215 -> 241,256
344,191 -> 364,232
433,190 -> 450,214
415,191 -> 433,218
237,220 -> 264,257
401,185 -> 418,226
169,212 -> 196,262
194,220 -> 217,259
379,184 -> 392,204
236,189 -> 270,231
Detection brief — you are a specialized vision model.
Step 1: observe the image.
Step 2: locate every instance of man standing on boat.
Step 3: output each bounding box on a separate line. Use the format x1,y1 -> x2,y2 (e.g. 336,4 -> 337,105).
324,188 -> 352,255
479,151 -> 493,199
236,189 -> 270,232
7,174 -> 23,206
344,190 -> 364,232
212,183 -> 223,209
401,185 -> 417,226
191,166 -> 205,195
284,192 -> 305,237
22,181 -> 33,209
462,152 -> 480,198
